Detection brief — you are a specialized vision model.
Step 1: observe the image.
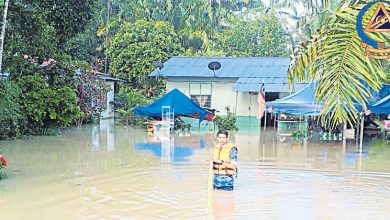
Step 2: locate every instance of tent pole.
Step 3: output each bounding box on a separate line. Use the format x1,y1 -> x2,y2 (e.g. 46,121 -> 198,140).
343,123 -> 347,140
299,115 -> 301,131
259,113 -> 262,136
274,113 -> 277,131
355,114 -> 360,146
359,113 -> 364,153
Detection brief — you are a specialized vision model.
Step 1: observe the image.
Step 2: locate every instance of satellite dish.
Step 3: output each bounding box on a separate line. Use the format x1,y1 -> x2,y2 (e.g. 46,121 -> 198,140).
208,61 -> 221,78
152,61 -> 164,70
208,61 -> 221,71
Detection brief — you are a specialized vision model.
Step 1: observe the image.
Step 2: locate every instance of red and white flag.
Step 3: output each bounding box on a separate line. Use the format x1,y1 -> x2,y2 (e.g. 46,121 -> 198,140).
257,84 -> 266,119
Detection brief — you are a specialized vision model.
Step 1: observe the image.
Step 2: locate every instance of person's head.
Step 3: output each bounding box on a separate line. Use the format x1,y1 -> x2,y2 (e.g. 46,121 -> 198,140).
217,130 -> 228,146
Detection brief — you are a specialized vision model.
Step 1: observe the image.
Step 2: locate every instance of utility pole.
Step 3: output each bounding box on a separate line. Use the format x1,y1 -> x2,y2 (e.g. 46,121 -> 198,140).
0,0 -> 10,74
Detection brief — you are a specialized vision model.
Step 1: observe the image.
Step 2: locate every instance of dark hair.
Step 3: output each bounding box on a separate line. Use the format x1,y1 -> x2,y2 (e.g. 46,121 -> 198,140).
217,129 -> 228,138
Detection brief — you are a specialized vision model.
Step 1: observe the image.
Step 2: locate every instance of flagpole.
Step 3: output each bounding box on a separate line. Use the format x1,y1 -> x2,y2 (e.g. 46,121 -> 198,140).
264,111 -> 267,131
258,82 -> 266,136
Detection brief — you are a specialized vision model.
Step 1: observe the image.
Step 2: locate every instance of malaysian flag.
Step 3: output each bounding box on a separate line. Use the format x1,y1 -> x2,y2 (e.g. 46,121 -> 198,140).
257,83 -> 266,119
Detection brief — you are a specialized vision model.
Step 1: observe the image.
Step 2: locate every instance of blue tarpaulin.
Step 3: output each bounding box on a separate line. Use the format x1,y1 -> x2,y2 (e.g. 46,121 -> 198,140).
133,89 -> 209,122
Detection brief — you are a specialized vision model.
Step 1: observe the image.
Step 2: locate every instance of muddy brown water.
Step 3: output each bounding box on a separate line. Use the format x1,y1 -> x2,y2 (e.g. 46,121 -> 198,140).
1,120 -> 389,219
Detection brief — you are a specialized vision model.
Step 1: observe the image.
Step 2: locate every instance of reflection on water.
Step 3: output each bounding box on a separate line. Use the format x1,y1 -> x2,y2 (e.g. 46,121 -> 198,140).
91,119 -> 116,152
135,133 -> 210,162
0,122 -> 390,219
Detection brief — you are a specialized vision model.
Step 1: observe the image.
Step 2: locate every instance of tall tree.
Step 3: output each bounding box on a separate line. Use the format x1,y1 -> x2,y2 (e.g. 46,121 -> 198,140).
219,14 -> 289,56
0,0 -> 9,73
32,0 -> 96,48
106,20 -> 183,96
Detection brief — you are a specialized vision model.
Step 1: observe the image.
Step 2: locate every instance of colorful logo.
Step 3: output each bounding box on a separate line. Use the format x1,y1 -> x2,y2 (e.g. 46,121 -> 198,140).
357,1 -> 390,59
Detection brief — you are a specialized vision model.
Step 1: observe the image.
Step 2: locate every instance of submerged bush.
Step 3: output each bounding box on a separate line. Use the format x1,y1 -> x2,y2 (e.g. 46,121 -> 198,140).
214,106 -> 238,131
114,88 -> 148,127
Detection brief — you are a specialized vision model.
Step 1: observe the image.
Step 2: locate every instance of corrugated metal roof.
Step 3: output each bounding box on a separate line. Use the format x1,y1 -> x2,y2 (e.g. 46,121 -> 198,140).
233,77 -> 307,93
149,56 -> 290,78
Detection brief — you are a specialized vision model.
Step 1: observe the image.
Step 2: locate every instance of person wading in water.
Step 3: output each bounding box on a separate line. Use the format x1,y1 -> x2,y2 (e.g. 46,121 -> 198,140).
212,130 -> 238,191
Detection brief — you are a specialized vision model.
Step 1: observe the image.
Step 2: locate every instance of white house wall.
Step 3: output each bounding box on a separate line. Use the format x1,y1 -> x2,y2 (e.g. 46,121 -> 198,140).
236,92 -> 261,117
101,81 -> 115,119
211,80 -> 237,116
167,78 -> 261,117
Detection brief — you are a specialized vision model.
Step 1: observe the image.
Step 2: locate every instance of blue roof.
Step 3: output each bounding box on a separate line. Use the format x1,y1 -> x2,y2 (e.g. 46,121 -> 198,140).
233,77 -> 307,92
149,56 -> 290,78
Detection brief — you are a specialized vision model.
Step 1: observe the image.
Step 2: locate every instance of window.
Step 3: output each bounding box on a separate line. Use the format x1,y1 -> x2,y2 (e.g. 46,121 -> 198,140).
189,83 -> 212,108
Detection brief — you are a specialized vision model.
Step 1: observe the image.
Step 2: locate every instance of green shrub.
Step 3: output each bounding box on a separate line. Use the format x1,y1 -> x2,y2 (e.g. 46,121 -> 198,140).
291,130 -> 306,140
214,106 -> 238,131
115,88 -> 148,127
0,80 -> 22,139
17,75 -> 81,134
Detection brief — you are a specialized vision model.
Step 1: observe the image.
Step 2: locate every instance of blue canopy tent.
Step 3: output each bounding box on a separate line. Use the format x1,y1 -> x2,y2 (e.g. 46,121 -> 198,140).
266,82 -> 323,115
133,88 -> 210,122
268,82 -> 390,116
366,95 -> 390,115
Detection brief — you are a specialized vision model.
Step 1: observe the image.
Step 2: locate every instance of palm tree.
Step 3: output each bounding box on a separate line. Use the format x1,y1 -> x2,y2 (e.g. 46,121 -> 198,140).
288,0 -> 387,127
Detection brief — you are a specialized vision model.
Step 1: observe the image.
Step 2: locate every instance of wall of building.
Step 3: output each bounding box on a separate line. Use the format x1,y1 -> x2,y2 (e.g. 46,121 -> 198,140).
101,81 -> 115,119
167,78 -> 261,116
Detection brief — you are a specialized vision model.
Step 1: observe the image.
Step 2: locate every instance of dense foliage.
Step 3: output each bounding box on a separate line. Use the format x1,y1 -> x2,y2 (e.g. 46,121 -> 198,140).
16,74 -> 81,134
0,80 -> 22,139
107,20 -> 183,96
219,15 -> 289,56
0,0 -> 105,138
2,0 -> 383,136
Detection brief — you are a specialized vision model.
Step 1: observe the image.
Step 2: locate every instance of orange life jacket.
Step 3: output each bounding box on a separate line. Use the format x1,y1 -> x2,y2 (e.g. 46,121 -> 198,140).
212,144 -> 237,176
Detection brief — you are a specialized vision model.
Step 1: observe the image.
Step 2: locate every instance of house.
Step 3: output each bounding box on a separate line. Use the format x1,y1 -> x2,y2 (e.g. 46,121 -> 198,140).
149,56 -> 305,120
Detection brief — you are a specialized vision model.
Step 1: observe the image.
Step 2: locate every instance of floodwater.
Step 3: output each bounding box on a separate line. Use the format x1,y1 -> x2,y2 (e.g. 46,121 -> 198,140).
1,120 -> 390,219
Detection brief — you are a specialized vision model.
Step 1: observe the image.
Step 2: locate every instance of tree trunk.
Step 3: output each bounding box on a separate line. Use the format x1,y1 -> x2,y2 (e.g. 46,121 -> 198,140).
0,0 -> 10,74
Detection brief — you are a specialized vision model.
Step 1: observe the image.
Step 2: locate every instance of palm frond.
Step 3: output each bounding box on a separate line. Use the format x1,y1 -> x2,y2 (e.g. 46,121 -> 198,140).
289,3 -> 387,128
